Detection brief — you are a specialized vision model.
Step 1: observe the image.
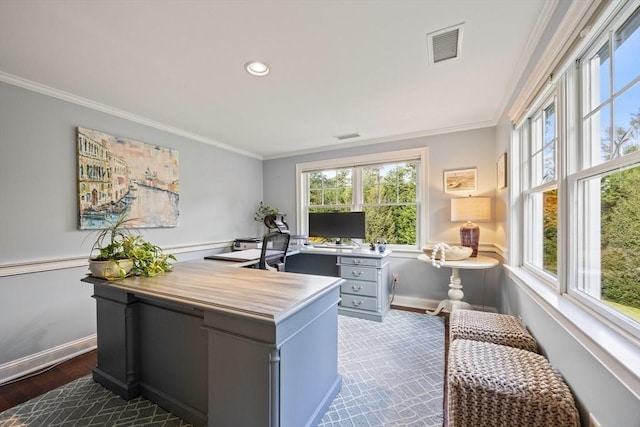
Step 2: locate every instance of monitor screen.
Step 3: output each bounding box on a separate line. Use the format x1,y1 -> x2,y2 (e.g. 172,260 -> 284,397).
308,212 -> 366,239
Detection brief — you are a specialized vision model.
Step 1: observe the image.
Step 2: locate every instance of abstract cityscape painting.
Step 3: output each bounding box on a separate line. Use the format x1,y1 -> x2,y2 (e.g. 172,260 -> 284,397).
77,127 -> 179,229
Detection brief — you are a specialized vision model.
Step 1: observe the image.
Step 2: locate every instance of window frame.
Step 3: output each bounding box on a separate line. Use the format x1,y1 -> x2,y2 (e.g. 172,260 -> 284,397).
566,154 -> 640,339
296,148 -> 429,250
521,94 -> 560,287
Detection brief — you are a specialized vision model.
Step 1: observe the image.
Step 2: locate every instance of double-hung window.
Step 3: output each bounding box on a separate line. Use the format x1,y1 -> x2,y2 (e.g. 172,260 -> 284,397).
522,98 -> 559,281
570,4 -> 640,334
514,1 -> 640,339
297,148 -> 428,249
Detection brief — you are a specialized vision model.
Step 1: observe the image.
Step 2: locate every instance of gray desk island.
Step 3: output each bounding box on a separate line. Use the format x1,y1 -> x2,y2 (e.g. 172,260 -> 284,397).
82,259 -> 343,427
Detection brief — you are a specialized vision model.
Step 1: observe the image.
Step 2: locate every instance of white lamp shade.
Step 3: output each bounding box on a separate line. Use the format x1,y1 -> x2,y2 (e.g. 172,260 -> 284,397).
451,197 -> 492,222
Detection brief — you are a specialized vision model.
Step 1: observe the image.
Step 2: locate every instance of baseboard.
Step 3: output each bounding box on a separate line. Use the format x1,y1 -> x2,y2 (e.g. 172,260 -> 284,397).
391,296 -> 440,311
392,296 -> 496,313
0,334 -> 97,385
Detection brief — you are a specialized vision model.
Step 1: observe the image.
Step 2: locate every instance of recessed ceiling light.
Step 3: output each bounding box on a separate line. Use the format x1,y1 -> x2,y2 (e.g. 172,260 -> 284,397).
245,61 -> 270,77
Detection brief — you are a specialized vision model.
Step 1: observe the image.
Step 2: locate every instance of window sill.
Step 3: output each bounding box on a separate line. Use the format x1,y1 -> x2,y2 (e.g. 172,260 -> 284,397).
505,265 -> 640,399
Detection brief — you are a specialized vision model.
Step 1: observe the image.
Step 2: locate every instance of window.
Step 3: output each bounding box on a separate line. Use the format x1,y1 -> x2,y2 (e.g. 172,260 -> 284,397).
515,2 -> 640,337
308,168 -> 352,212
361,163 -> 418,245
572,163 -> 640,332
582,6 -> 640,167
522,98 -> 559,280
571,4 -> 640,332
297,148 -> 428,249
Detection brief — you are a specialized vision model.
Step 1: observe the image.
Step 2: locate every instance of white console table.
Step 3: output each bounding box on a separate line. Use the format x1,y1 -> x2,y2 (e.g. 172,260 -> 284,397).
417,254 -> 499,315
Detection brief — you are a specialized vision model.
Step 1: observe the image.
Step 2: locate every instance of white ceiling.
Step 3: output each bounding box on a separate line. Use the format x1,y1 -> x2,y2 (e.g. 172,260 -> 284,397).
0,0 -> 551,159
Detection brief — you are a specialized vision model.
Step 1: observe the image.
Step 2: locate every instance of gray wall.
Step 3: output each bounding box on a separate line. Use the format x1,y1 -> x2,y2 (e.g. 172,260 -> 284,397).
0,82 -> 263,367
263,128 -> 503,310
498,272 -> 639,427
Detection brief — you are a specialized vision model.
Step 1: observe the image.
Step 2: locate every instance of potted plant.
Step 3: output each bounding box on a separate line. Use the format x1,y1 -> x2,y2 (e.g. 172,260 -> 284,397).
254,201 -> 287,233
253,201 -> 282,223
88,212 -> 175,279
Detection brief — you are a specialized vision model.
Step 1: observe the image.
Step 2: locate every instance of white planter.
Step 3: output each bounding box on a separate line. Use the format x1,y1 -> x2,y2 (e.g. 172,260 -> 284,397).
88,259 -> 134,279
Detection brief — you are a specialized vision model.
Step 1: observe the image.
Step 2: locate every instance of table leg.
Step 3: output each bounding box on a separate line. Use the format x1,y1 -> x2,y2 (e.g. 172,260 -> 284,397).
426,267 -> 471,315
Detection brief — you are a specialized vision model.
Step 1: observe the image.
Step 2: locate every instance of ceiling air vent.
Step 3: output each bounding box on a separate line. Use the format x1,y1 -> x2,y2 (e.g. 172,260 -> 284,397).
427,23 -> 464,65
335,133 -> 360,141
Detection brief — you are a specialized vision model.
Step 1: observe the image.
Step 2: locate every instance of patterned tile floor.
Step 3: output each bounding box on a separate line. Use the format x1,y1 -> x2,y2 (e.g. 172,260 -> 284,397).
0,310 -> 444,427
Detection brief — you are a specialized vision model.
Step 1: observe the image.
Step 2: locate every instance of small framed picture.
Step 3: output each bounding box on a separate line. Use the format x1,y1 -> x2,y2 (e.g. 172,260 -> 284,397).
497,153 -> 507,189
444,168 -> 477,193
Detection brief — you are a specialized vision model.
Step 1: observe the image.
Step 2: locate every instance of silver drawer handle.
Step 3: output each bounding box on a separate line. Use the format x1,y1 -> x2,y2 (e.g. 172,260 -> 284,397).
353,259 -> 363,264
351,285 -> 363,291
351,270 -> 363,277
352,300 -> 363,306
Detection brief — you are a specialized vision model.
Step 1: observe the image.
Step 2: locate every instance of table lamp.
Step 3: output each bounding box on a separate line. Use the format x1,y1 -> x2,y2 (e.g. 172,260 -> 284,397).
451,196 -> 491,257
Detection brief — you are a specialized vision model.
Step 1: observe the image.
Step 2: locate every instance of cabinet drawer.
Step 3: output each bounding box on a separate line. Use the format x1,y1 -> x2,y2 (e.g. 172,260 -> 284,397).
338,256 -> 379,267
340,280 -> 377,297
340,294 -> 377,312
340,266 -> 378,282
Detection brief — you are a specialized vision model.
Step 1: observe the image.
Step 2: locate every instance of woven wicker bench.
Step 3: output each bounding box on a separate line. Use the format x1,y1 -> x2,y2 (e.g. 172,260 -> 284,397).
450,309 -> 538,352
448,339 -> 580,427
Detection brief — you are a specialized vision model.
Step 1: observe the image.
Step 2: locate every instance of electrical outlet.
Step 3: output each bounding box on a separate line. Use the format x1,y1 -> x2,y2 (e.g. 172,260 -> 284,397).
589,413 -> 602,427
392,274 -> 399,284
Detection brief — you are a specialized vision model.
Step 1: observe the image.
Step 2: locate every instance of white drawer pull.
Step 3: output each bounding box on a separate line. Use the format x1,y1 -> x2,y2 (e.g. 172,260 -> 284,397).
351,284 -> 363,291
352,300 -> 363,306
353,259 -> 363,264
351,270 -> 362,277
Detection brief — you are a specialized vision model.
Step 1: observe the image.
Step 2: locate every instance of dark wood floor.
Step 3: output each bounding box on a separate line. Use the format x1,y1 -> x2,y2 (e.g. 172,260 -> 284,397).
0,307 -> 450,423
0,349 -> 97,412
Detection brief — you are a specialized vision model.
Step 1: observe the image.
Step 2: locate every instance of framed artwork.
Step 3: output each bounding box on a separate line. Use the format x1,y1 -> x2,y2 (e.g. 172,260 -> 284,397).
77,127 -> 180,229
444,168 -> 477,193
497,152 -> 507,189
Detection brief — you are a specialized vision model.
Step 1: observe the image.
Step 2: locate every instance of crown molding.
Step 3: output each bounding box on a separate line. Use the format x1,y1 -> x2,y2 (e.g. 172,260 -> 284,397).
496,0 -> 558,124
0,72 -> 262,160
263,119 -> 496,160
507,0 -> 603,125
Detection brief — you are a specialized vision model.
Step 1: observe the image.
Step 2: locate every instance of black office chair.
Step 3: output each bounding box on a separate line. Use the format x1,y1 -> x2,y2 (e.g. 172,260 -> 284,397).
258,232 -> 291,272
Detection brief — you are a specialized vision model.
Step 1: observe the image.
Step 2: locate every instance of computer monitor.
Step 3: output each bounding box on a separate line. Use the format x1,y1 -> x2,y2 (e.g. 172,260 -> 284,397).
308,211 -> 366,240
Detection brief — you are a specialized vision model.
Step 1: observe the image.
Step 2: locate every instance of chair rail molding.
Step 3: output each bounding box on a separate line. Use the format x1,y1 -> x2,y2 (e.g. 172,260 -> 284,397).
0,241 -> 231,277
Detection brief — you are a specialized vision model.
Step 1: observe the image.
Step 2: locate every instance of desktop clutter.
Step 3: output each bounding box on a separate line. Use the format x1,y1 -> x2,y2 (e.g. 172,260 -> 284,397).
369,239 -> 387,253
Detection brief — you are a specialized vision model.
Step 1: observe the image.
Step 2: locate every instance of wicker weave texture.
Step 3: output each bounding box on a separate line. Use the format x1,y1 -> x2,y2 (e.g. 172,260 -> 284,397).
448,339 -> 580,427
450,309 -> 538,352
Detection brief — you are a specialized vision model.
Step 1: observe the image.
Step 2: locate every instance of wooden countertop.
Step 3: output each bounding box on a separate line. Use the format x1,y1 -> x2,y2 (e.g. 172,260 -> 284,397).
82,259 -> 342,323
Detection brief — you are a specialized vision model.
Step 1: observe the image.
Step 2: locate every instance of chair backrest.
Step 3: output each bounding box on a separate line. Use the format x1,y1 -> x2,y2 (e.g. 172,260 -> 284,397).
258,232 -> 291,271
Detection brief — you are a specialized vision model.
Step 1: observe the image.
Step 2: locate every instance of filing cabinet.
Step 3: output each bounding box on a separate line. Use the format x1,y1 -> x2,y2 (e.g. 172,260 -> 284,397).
337,254 -> 391,322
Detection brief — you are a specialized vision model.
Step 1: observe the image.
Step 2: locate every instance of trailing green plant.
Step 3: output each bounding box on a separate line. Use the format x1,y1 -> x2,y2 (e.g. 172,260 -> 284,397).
126,235 -> 176,277
89,212 -> 175,278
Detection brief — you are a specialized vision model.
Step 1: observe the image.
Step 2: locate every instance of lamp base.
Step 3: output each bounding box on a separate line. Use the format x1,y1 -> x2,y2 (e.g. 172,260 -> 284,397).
460,222 -> 479,257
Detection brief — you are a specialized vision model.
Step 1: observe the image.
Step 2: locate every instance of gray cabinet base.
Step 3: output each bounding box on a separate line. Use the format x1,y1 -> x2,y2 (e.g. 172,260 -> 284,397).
91,283 -> 341,427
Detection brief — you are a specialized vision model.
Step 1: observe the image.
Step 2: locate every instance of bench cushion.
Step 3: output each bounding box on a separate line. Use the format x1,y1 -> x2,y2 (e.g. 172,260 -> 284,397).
448,339 -> 580,427
450,309 -> 538,352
